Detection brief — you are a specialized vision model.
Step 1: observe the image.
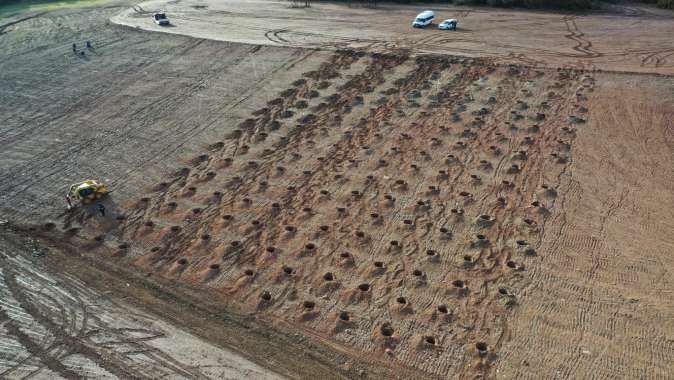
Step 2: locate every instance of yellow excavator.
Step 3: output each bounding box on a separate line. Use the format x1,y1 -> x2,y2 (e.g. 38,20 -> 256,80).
67,180 -> 109,205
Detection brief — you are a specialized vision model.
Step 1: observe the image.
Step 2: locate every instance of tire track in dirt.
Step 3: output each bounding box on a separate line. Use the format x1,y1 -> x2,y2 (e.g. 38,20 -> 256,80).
0,245 -> 220,379
562,16 -> 601,59
2,268 -> 141,379
639,48 -> 674,68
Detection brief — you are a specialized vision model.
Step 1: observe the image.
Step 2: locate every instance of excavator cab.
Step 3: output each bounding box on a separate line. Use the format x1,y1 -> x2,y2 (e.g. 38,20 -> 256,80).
68,180 -> 109,204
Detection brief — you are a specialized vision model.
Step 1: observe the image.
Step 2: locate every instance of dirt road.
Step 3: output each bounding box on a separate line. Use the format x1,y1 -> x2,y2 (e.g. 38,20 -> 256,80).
113,0 -> 674,74
1,0 -> 673,379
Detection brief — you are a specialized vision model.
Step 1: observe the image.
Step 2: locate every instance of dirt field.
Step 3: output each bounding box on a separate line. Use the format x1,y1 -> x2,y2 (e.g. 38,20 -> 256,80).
0,225 -> 284,379
113,0 -> 674,74
1,0 -> 673,379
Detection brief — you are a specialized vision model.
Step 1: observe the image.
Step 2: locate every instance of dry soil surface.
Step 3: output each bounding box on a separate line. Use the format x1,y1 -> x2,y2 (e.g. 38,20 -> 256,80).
113,0 -> 674,74
1,1 -> 674,379
0,226 -> 284,379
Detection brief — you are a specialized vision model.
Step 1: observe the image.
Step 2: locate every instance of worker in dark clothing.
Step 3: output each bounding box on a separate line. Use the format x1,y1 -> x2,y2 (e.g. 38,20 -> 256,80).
86,40 -> 92,49
72,43 -> 77,53
65,196 -> 73,210
97,203 -> 106,217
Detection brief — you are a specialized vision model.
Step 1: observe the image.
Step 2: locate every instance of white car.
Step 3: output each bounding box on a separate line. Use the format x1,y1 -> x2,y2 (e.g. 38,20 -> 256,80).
153,12 -> 170,26
412,10 -> 435,28
438,19 -> 458,30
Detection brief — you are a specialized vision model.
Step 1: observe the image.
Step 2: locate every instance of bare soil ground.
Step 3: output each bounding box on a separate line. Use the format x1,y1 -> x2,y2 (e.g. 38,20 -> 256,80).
1,1 -> 673,379
0,225 -> 284,380
113,0 -> 674,74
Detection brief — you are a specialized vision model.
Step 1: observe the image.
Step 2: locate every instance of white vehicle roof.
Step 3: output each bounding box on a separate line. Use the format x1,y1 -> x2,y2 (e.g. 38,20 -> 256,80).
416,10 -> 434,19
441,19 -> 457,23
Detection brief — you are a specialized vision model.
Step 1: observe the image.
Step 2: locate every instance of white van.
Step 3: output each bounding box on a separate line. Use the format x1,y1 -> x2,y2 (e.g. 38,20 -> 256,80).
412,10 -> 434,28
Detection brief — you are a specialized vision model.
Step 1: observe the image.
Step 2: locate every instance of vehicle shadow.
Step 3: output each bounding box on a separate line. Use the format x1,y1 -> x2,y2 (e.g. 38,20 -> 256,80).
62,196 -> 123,230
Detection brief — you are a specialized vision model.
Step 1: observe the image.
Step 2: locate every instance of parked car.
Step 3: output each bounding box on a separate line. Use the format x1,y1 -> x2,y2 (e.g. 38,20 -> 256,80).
438,19 -> 458,30
412,10 -> 435,28
153,12 -> 170,26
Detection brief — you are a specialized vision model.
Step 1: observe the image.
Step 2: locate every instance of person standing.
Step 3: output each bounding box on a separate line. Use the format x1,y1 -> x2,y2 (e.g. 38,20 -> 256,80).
65,195 -> 73,210
97,203 -> 106,217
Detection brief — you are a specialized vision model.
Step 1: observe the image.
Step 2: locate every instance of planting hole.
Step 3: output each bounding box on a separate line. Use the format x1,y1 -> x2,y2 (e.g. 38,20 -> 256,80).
381,324 -> 394,337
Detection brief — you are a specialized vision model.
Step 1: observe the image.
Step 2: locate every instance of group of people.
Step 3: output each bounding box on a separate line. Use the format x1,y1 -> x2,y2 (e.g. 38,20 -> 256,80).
72,40 -> 93,56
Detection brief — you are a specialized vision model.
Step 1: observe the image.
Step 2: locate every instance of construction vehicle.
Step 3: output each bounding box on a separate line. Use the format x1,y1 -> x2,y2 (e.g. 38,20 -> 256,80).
67,180 -> 109,205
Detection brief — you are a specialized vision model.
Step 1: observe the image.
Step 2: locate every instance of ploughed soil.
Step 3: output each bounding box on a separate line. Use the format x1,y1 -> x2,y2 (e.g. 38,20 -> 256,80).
1,1 -> 673,379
